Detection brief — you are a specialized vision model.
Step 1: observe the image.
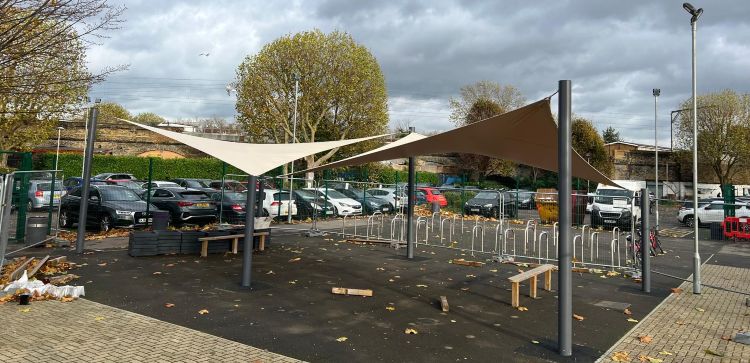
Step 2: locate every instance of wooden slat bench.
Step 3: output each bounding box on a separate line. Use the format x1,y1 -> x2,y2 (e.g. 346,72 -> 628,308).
198,232 -> 270,257
508,264 -> 555,308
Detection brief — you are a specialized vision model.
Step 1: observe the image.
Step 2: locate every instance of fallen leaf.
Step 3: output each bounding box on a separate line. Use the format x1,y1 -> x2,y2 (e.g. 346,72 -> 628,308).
288,257 -> 301,263
266,270 -> 274,275
646,358 -> 663,363
336,336 -> 348,342
573,314 -> 585,321
165,263 -> 175,267
19,308 -> 31,313
517,269 -> 525,273
611,351 -> 630,362
97,262 -> 107,267
288,280 -> 297,284
404,328 -> 418,335
376,267 -> 385,271
627,318 -> 639,323
489,269 -> 498,273
675,321 -> 685,325
531,340 -> 539,344
465,274 -> 476,278
606,271 -> 620,277
164,303 -> 175,308
704,349 -> 723,357
658,351 -> 673,356
720,335 -> 731,341
198,309 -> 209,315
460,287 -> 469,291
386,306 -> 396,311
695,307 -> 705,312
416,284 -> 428,288
388,279 -> 395,282
517,306 -> 529,312
624,308 -> 632,315
152,271 -> 162,275
670,287 -> 683,294
94,316 -> 105,321
60,297 -> 75,303
638,335 -> 653,344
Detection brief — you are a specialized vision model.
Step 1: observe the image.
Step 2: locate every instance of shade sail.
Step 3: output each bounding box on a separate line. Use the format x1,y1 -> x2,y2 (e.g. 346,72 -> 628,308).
123,119 -> 387,176
304,99 -> 622,188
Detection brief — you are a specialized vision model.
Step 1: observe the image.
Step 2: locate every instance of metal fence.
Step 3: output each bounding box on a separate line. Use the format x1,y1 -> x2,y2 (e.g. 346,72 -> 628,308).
0,170 -> 64,244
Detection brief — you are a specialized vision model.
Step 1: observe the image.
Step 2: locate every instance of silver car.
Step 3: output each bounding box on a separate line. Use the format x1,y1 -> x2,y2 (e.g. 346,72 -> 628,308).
27,180 -> 64,210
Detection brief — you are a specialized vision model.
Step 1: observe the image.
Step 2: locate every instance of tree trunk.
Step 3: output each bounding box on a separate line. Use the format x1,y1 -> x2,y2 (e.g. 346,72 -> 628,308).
304,155 -> 316,188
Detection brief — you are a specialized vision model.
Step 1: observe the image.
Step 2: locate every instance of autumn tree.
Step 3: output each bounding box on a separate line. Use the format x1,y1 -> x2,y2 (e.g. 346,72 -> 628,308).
675,90 -> 750,185
572,117 -> 613,177
133,112 -> 165,126
456,99 -> 516,180
602,126 -> 621,143
233,29 -> 389,179
97,102 -> 130,122
449,81 -> 525,126
0,0 -> 123,167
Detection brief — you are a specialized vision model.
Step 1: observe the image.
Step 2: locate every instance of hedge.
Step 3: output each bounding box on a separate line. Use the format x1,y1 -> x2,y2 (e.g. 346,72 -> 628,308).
33,153 -> 279,180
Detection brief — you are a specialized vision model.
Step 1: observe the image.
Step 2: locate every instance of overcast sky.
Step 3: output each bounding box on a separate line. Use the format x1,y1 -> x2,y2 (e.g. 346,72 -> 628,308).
87,0 -> 750,146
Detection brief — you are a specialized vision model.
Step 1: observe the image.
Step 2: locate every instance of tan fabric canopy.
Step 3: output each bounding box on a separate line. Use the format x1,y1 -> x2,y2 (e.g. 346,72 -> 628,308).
123,119 -> 387,176
304,99 -> 621,188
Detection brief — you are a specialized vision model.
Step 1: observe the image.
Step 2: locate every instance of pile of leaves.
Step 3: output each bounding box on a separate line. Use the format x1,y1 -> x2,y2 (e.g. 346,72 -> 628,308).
57,230 -> 130,242
0,257 -> 29,285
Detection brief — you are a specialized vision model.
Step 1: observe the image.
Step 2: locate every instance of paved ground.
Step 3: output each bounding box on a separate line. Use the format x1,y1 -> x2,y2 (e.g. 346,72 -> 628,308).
598,262 -> 750,362
4,223 -> 741,363
0,298 -> 302,362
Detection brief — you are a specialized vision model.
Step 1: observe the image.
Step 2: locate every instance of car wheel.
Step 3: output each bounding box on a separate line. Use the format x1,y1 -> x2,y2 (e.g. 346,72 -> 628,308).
59,210 -> 71,228
333,206 -> 339,216
684,216 -> 694,228
100,214 -> 113,232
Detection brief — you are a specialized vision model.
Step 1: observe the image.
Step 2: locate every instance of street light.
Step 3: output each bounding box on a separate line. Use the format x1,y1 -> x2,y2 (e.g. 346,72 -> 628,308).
287,73 -> 300,223
55,127 -> 64,173
683,2 -> 703,294
653,88 -> 660,230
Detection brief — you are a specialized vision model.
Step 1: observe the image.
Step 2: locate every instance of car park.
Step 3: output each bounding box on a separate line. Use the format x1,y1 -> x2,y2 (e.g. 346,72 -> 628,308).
105,180 -> 143,190
306,188 -> 362,216
59,185 -> 156,232
209,180 -> 247,192
678,200 -> 750,227
335,188 -> 392,214
142,181 -> 181,189
417,187 -> 448,207
366,188 -> 405,209
26,180 -> 64,210
507,189 -> 536,209
258,189 -> 297,218
209,191 -> 262,223
145,187 -> 217,226
292,189 -> 335,219
62,177 -> 107,192
92,173 -> 137,181
173,178 -> 212,190
590,185 -> 641,229
463,190 -> 518,218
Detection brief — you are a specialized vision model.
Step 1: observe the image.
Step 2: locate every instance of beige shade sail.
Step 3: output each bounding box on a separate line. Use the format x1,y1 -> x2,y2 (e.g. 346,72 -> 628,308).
122,119 -> 388,176
304,99 -> 622,188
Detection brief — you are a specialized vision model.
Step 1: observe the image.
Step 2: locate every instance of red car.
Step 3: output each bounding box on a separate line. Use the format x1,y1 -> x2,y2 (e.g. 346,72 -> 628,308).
417,187 -> 447,207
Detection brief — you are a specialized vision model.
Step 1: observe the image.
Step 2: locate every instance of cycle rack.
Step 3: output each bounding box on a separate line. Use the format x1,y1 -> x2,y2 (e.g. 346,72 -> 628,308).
390,214 -> 405,241
573,234 -> 583,264
589,231 -> 600,262
440,218 -> 453,245
431,212 -> 440,231
367,212 -> 383,240
471,224 -> 484,256
538,231 -> 549,263
504,229 -> 516,256
416,217 -> 429,244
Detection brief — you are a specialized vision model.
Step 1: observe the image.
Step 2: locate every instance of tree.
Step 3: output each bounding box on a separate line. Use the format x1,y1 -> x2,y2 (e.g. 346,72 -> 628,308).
456,98 -> 516,180
0,0 -> 123,167
133,112 -> 166,126
602,126 -> 621,143
675,90 -> 750,185
233,29 -> 389,179
572,117 -> 613,177
449,81 -> 525,126
97,102 -> 130,122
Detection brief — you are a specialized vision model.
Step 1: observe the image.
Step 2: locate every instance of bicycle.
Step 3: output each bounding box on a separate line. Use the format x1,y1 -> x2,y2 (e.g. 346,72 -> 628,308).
626,226 -> 665,258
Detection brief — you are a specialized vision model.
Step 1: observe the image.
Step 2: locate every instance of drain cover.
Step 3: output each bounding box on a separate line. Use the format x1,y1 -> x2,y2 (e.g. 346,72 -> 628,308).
593,300 -> 631,311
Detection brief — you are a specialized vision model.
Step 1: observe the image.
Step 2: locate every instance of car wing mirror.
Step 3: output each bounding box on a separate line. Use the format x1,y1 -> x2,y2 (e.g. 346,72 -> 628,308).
90,195 -> 100,202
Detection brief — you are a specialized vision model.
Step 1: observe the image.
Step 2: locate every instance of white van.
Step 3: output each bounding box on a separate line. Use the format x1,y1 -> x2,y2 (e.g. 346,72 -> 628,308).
591,182 -> 642,229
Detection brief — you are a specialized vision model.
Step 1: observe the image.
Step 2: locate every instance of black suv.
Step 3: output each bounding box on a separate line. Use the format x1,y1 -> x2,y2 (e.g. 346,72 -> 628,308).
59,185 -> 156,232
146,187 -> 217,226
463,190 -> 518,218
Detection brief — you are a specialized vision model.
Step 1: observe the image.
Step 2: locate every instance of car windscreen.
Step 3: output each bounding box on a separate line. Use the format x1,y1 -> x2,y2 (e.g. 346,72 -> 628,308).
473,191 -> 498,199
178,191 -> 210,200
428,188 -> 441,195
186,180 -> 210,188
319,190 -> 347,199
37,183 -> 64,191
273,192 -> 291,201
217,192 -> 245,201
100,188 -> 142,202
594,189 -> 632,204
296,190 -> 319,200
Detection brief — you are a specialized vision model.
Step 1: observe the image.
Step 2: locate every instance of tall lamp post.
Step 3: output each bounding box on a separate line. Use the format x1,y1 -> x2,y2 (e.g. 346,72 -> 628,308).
653,88 -> 660,230
55,127 -> 65,172
287,73 -> 300,223
683,2 -> 703,294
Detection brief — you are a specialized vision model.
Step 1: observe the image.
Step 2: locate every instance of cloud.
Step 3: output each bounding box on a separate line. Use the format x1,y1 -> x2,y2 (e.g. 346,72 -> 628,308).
87,0 -> 750,146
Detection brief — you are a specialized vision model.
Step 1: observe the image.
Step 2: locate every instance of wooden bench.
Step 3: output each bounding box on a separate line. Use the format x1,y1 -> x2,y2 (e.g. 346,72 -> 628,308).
198,232 -> 269,257
508,264 -> 555,308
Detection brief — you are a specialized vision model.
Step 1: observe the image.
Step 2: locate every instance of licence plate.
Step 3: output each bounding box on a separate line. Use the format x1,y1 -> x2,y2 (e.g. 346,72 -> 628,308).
195,203 -> 210,208
326,211 -> 334,215
471,208 -> 480,212
604,219 -> 616,224
138,218 -> 153,223
382,207 -> 389,212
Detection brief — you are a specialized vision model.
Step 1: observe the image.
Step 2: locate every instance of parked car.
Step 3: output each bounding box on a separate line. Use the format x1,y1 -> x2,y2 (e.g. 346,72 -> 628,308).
209,179 -> 247,192
105,180 -> 143,190
306,188 -> 362,216
367,188 -> 405,209
258,189 -> 297,218
173,178 -> 212,189
58,185 -> 156,231
145,187 -> 217,226
26,180 -> 64,210
590,185 -> 641,229
416,187 -> 448,207
292,189 -> 335,219
92,173 -> 137,181
507,189 -> 536,209
678,200 -> 750,227
209,191 -> 264,223
335,188 -> 392,214
142,181 -> 181,189
62,177 -> 106,192
463,190 -> 518,218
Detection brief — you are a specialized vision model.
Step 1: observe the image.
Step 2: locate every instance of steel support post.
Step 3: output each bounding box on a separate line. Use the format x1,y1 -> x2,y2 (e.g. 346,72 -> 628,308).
557,80 -> 572,357
76,106 -> 98,254
242,174 -> 258,288
406,127 -> 416,259
641,188 -> 651,293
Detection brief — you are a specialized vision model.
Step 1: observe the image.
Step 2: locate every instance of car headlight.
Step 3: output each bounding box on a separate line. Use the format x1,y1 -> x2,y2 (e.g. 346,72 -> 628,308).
483,204 -> 493,208
464,202 -> 469,206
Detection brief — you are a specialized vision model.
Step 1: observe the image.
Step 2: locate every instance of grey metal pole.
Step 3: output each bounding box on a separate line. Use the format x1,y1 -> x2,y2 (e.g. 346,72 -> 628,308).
0,175 -> 15,268
287,74 -> 299,223
557,80 -> 572,357
641,188 -> 651,293
256,180 -> 265,218
653,89 -> 660,230
406,127 -> 416,259
690,11 -> 701,295
242,174 -> 258,288
76,105 -> 98,254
